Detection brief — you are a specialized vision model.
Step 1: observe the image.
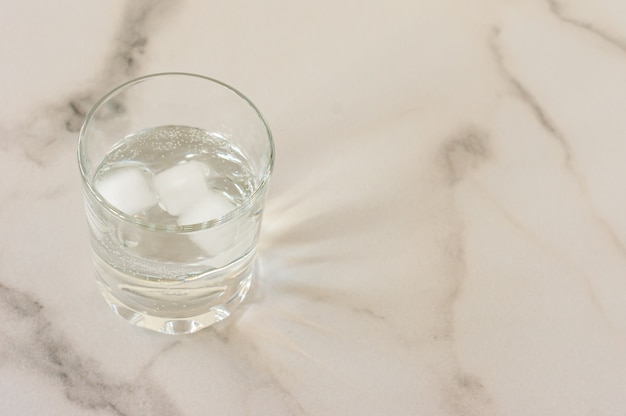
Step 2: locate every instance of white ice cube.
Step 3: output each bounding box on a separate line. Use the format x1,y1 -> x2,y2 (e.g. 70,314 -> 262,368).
153,161 -> 210,216
178,191 -> 237,256
95,168 -> 157,215
206,228 -> 255,268
177,190 -> 235,225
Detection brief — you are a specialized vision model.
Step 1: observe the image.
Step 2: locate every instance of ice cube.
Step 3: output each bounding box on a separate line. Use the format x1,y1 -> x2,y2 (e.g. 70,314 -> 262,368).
206,229 -> 255,268
95,167 -> 157,215
153,161 -> 210,216
177,190 -> 235,225
178,191 -> 237,256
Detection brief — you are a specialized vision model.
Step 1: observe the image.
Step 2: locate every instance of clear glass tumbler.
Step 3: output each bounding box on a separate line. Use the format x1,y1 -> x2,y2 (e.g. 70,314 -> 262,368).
78,73 -> 274,334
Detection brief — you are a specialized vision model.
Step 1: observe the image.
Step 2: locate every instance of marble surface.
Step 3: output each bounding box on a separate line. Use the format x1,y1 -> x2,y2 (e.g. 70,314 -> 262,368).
2,0 -> 626,414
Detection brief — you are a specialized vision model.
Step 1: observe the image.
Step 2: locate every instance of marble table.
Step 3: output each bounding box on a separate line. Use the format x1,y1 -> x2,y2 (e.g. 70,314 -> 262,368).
2,0 -> 626,414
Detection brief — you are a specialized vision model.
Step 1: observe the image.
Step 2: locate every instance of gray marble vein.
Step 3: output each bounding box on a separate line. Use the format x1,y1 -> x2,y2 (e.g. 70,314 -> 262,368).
13,0 -> 178,169
64,0 -> 180,134
108,0 -> 179,79
442,128 -> 491,186
444,370 -> 496,416
14,1 -> 186,205
489,29 -> 572,165
0,282 -> 182,415
546,0 -> 626,52
489,27 -> 626,258
433,212 -> 497,416
387,134 -> 498,415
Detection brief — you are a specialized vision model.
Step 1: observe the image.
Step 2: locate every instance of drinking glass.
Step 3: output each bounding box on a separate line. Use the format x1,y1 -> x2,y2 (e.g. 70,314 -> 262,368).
78,73 -> 274,334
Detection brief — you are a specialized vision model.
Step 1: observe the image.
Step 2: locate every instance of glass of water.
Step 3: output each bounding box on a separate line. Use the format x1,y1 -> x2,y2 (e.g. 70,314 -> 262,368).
78,73 -> 274,335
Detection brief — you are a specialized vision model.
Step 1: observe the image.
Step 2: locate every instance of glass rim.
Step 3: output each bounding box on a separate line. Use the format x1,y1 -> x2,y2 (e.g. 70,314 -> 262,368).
77,72 -> 275,233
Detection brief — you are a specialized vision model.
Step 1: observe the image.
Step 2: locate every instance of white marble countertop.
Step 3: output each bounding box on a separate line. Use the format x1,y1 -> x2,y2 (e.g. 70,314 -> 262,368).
2,0 -> 626,414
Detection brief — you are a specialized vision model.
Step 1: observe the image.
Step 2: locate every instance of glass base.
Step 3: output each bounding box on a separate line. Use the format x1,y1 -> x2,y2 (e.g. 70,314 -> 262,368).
99,274 -> 251,335
94,255 -> 255,335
